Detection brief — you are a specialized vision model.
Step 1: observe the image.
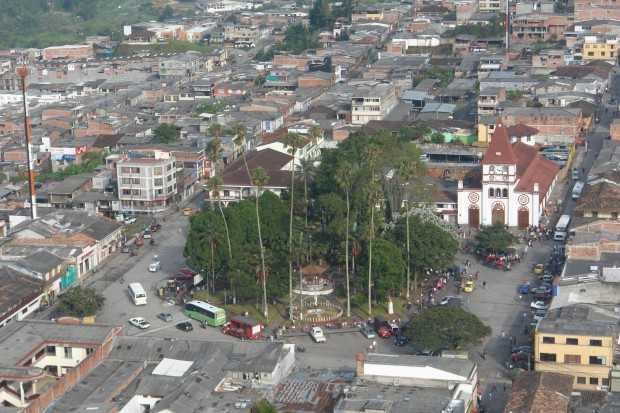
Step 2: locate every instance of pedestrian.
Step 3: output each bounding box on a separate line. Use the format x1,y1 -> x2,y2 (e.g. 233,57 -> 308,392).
475,271 -> 480,280
503,383 -> 506,392
482,281 -> 487,288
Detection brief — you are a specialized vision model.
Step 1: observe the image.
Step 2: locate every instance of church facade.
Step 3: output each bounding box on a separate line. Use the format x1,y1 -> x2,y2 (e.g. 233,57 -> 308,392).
457,125 -> 561,228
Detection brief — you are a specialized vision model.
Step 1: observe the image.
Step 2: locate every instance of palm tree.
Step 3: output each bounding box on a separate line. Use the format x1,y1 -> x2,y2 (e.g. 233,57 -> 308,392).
206,137 -> 222,176
308,125 -> 322,144
298,158 -> 315,229
206,176 -> 232,259
282,132 -> 305,320
232,123 -> 251,179
336,161 -> 354,318
398,160 -> 416,300
365,146 -> 379,316
251,167 -> 270,319
208,123 -> 224,140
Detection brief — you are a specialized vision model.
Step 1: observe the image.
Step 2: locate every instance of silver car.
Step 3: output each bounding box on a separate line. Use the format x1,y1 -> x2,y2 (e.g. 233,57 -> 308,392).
360,324 -> 376,339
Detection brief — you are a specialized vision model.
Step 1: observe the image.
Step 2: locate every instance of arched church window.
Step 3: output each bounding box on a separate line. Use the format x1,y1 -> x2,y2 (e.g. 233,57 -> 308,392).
489,188 -> 494,197
502,188 -> 508,198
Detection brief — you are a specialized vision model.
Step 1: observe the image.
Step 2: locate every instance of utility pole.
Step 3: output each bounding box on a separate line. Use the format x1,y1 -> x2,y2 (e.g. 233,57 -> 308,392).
505,0 -> 510,56
17,66 -> 37,220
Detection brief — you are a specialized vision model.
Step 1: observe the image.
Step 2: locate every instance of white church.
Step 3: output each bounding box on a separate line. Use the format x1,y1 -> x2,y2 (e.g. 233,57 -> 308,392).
457,125 -> 561,228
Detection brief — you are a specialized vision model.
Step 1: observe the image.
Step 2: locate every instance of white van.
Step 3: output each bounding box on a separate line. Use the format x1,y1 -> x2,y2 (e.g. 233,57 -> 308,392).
128,283 -> 147,305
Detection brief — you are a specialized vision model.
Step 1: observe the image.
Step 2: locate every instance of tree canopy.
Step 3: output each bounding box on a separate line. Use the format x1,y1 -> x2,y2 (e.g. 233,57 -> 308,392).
405,307 -> 491,351
57,287 -> 105,318
281,24 -> 319,54
153,123 -> 180,144
475,223 -> 517,253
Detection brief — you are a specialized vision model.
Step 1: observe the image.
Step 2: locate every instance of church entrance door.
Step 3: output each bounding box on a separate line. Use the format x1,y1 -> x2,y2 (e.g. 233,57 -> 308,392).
518,208 -> 529,229
492,203 -> 505,225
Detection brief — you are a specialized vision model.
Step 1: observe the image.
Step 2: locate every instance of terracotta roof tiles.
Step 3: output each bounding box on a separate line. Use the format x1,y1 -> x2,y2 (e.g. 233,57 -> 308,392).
482,125 -> 518,165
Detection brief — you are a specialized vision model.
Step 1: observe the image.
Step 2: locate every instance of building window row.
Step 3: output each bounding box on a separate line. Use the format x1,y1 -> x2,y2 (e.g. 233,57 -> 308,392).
489,188 -> 508,198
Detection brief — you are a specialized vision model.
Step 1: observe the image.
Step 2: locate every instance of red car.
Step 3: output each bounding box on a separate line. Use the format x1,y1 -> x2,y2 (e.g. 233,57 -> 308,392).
374,317 -> 393,338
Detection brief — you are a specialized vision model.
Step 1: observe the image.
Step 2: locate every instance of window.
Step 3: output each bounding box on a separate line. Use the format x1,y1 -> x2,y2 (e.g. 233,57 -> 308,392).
590,339 -> 603,346
489,188 -> 494,197
577,377 -> 586,384
588,52 -> 595,56
154,167 -> 163,176
121,178 -> 131,185
589,356 -> 606,365
46,345 -> 56,355
566,338 -> 578,345
166,164 -> 172,171
64,347 -> 72,359
542,336 -> 555,344
602,378 -> 610,386
590,377 -> 599,385
121,167 -> 130,174
540,353 -> 557,362
502,188 -> 508,197
564,354 -> 581,364
592,211 -> 599,218
22,307 -> 28,314
154,178 -> 163,186
612,212 -> 618,220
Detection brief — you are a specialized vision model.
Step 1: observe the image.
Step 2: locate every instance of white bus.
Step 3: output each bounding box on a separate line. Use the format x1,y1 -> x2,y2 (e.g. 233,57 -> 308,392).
128,283 -> 147,306
554,214 -> 571,242
572,181 -> 585,200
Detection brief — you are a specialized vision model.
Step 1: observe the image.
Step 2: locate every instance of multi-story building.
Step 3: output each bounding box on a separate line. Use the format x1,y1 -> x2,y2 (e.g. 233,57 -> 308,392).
477,87 -> 506,118
582,35 -> 618,62
501,107 -> 584,144
535,304 -> 618,391
511,14 -> 570,43
351,82 -> 398,125
575,0 -> 620,21
41,44 -> 94,61
478,0 -> 504,12
223,23 -> 262,46
116,150 -> 177,213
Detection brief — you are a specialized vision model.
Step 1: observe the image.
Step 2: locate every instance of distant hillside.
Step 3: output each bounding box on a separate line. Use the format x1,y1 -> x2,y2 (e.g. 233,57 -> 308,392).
0,0 -> 164,49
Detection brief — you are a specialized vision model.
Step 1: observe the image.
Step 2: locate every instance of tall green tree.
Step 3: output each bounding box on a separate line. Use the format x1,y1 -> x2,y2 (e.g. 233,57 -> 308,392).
364,145 -> 380,316
208,123 -> 224,140
251,167 -> 270,318
282,132 -> 305,319
360,238 -> 405,300
475,223 -> 517,253
394,214 -> 458,285
153,123 -> 179,143
57,287 -> 104,318
405,307 -> 491,351
335,161 -> 355,317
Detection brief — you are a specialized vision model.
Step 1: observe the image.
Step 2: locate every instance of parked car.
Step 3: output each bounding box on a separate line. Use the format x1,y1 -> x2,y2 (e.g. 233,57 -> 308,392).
121,245 -> 130,253
360,324 -> 376,339
462,280 -> 475,293
530,301 -> 549,311
394,334 -> 409,347
176,321 -> 194,332
533,309 -> 547,322
511,345 -> 532,354
183,208 -> 194,216
148,261 -> 161,272
157,313 -> 173,322
128,317 -> 151,329
143,229 -> 152,239
373,317 -> 393,338
518,283 -> 531,294
124,216 -> 137,225
310,326 -> 326,343
539,273 -> 553,283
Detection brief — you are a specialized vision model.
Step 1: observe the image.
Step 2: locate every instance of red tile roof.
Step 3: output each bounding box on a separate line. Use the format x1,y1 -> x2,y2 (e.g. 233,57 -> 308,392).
482,125 -> 518,165
504,371 -> 573,413
507,124 -> 539,138
515,151 -> 560,198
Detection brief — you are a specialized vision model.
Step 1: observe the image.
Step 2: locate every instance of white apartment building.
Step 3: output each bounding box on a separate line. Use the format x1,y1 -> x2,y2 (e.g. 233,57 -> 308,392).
351,82 -> 398,125
478,0 -> 504,12
116,151 -> 177,213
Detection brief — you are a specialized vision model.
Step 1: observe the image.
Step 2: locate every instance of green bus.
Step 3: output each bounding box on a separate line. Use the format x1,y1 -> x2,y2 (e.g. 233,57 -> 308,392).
184,300 -> 227,326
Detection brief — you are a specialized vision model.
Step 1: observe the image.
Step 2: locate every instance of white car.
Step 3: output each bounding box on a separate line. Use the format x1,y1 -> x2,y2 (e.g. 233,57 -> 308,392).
128,317 -> 151,329
310,326 -> 326,343
530,301 -> 549,311
148,261 -> 161,272
124,217 -> 137,225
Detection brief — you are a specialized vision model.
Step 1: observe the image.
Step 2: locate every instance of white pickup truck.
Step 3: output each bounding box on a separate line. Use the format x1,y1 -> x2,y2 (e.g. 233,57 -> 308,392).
310,326 -> 326,343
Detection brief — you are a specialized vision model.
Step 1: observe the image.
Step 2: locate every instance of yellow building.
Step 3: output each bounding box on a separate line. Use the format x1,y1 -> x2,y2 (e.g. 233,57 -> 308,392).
583,35 -> 618,61
535,304 -> 618,391
476,117 -> 497,146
